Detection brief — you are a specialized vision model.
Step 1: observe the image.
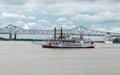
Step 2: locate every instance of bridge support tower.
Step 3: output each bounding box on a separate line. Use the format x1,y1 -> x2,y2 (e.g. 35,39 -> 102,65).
14,34 -> 17,40
9,34 -> 17,40
9,33 -> 12,40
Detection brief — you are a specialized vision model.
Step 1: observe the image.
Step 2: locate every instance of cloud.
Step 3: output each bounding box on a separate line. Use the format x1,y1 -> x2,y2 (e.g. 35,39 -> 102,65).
43,24 -> 56,30
0,0 -> 120,32
62,24 -> 76,29
90,24 -> 120,33
71,11 -> 120,23
0,0 -> 119,12
54,10 -> 75,16
56,17 -> 67,23
0,0 -> 29,5
1,12 -> 36,20
24,22 -> 37,29
16,21 -> 25,25
38,19 -> 50,24
111,28 -> 120,33
25,0 -> 120,12
1,12 -> 26,20
30,0 -> 120,4
28,16 -> 36,20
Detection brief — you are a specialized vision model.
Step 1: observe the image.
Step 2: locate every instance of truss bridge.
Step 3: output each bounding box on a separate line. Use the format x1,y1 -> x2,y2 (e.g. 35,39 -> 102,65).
0,25 -> 120,40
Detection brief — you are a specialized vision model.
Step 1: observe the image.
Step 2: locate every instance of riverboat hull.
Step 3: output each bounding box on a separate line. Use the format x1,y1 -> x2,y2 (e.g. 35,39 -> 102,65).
42,45 -> 94,48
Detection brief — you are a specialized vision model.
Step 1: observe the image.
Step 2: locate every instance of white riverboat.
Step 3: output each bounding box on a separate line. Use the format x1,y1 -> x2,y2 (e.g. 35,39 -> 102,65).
42,27 -> 95,48
42,39 -> 94,48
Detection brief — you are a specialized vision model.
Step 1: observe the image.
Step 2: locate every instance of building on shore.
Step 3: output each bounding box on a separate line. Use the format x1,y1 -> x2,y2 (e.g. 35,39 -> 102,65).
113,38 -> 120,43
103,33 -> 113,44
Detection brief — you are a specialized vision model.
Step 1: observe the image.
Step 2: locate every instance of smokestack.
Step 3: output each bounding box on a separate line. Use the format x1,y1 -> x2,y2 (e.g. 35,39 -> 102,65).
60,27 -> 63,40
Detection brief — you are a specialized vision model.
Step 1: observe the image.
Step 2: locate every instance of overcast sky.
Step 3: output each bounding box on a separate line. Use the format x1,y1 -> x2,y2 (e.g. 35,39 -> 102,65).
0,0 -> 120,32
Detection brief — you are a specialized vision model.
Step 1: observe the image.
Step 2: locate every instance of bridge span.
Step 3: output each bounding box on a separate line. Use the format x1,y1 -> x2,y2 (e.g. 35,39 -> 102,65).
0,25 -> 120,40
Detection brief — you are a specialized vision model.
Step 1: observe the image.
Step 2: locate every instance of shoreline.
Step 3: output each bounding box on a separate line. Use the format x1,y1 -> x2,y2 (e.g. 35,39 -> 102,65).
0,41 -> 120,48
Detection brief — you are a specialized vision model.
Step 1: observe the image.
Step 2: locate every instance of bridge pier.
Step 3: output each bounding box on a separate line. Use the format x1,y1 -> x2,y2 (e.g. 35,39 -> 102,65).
9,33 -> 12,40
9,34 -> 17,40
14,34 -> 17,40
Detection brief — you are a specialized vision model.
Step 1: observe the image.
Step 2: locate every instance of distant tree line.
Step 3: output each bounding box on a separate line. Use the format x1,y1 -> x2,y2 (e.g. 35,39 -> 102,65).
0,37 -> 45,41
